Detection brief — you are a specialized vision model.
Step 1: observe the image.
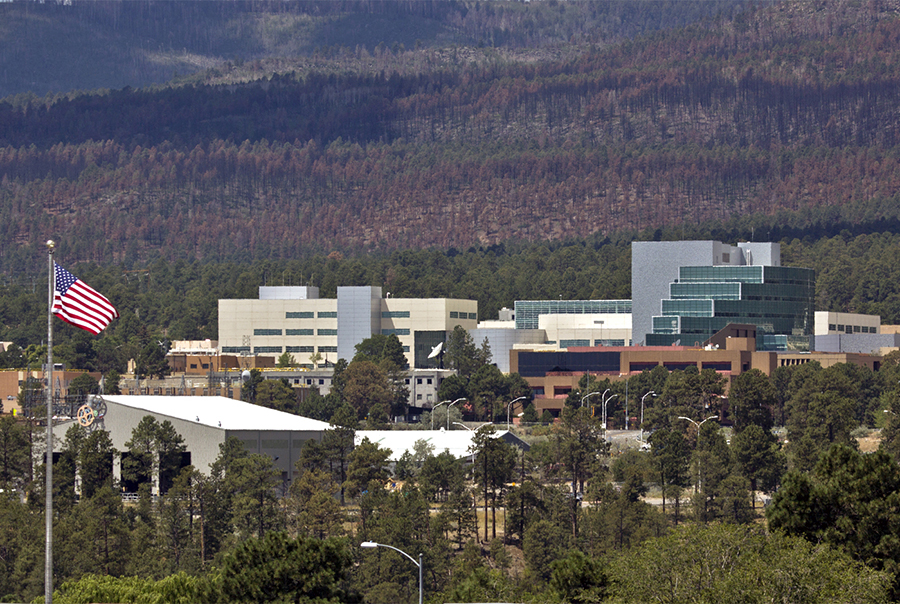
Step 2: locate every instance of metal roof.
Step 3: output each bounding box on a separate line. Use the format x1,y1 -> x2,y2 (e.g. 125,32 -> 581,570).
355,429 -> 520,461
98,395 -> 332,432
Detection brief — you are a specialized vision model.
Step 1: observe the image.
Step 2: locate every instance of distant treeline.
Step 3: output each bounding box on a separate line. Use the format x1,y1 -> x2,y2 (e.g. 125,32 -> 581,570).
3,230 -> 900,373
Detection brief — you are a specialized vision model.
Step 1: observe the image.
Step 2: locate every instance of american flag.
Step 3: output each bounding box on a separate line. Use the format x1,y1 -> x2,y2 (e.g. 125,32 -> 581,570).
52,263 -> 119,335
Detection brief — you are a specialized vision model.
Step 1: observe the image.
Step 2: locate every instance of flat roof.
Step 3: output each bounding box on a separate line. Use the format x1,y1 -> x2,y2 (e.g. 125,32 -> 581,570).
99,395 -> 332,432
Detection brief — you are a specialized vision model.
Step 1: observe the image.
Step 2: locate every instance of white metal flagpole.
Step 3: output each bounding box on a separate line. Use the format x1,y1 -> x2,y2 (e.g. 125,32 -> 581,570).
45,239 -> 55,604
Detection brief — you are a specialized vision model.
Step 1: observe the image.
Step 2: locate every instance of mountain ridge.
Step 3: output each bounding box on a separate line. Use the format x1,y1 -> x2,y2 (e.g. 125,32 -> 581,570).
2,0 -> 900,273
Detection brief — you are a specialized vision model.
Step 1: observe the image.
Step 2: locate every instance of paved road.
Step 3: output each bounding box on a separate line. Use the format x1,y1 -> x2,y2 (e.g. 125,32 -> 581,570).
605,429 -> 648,450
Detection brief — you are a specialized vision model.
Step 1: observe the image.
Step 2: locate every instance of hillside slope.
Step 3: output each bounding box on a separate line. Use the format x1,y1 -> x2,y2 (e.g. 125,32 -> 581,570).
2,0 -> 900,272
0,0 -> 752,98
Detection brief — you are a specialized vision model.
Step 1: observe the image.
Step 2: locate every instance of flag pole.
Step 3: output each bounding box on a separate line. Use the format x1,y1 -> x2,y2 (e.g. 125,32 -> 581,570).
45,239 -> 55,604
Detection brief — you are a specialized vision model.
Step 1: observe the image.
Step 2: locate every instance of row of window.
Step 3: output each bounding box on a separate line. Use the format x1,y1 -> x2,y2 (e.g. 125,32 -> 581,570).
382,328 -> 410,336
449,311 -> 478,320
253,328 -> 338,336
285,311 -> 338,319
241,345 -> 339,354
828,324 -> 877,334
227,344 -> 416,355
558,339 -> 629,348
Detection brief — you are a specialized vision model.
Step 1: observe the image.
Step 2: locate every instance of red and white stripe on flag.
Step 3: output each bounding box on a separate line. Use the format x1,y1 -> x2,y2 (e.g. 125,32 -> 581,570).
52,262 -> 119,335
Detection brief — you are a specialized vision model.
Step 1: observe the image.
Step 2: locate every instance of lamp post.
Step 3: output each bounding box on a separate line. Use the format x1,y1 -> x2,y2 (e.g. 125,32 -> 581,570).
448,397 -> 466,431
677,415 -> 718,493
580,391 -> 600,408
506,396 -> 527,431
453,421 -> 492,431
601,391 -> 617,433
431,399 -> 451,430
640,391 -> 656,443
360,541 -> 422,604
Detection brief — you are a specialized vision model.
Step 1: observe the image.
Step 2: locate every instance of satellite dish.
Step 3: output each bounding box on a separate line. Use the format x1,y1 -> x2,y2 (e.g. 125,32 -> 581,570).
428,342 -> 444,359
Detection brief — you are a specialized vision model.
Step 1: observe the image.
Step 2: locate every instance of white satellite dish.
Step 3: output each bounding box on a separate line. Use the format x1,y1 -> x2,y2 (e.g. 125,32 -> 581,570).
428,342 -> 444,359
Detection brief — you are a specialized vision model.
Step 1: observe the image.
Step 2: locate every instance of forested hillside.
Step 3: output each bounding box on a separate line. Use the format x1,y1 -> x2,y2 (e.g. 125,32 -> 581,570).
0,0 -> 753,98
3,0 -> 900,274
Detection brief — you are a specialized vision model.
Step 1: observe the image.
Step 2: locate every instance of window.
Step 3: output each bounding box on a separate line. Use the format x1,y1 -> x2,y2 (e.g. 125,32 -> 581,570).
254,346 -> 282,354
318,346 -> 337,353
318,311 -> 337,318
829,324 -> 836,331
286,329 -> 314,336
190,363 -> 197,369
382,311 -> 410,318
318,329 -> 338,336
427,378 -> 433,385
202,364 -> 209,369
287,346 -> 314,353
722,252 -> 730,263
417,394 -> 422,400
450,311 -> 459,319
222,346 -> 250,354
382,328 -> 410,336
254,329 -> 282,336
417,378 -> 422,384
468,312 -> 478,320
286,311 -> 314,319
319,379 -> 324,385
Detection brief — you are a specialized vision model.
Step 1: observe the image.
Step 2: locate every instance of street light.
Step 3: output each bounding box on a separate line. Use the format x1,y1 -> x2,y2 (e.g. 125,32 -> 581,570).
453,421 -> 492,431
677,415 -> 719,494
677,415 -> 719,431
431,399 -> 451,430
640,391 -> 656,443
601,391 -> 618,433
360,541 -> 422,604
506,395 -> 527,431
448,397 -> 466,431
580,391 -> 600,407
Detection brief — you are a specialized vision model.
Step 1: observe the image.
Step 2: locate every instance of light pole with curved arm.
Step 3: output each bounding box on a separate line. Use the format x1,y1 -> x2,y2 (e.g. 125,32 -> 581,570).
506,396 -> 527,431
601,391 -> 618,433
448,397 -> 466,431
360,541 -> 422,604
431,399 -> 451,430
640,391 -> 656,442
677,415 -> 719,494
580,391 -> 600,408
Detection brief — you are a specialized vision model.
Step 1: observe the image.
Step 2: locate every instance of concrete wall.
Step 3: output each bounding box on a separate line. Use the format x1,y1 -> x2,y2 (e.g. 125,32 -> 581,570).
631,241 -> 718,346
337,286 -> 382,362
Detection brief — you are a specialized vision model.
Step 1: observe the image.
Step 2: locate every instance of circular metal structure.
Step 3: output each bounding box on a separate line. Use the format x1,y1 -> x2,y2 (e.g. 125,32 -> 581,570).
76,405 -> 95,427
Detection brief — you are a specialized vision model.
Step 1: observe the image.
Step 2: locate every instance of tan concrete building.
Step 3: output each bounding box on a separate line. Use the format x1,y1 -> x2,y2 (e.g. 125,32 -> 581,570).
815,311 -> 881,335
219,286 -> 477,368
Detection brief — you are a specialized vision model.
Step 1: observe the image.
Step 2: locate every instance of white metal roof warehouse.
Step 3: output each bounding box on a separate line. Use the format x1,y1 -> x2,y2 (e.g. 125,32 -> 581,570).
53,395 -> 331,494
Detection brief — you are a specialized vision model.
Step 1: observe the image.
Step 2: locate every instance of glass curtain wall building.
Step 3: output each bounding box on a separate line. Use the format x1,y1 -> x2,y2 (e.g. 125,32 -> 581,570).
647,265 -> 815,350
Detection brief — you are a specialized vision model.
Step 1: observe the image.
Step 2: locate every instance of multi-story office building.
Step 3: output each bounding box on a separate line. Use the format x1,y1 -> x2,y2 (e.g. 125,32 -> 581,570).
218,286 -> 478,368
632,241 -> 814,350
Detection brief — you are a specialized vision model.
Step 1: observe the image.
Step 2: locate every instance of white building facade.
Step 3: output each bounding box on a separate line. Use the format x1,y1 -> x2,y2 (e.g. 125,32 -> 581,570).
219,286 -> 478,368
